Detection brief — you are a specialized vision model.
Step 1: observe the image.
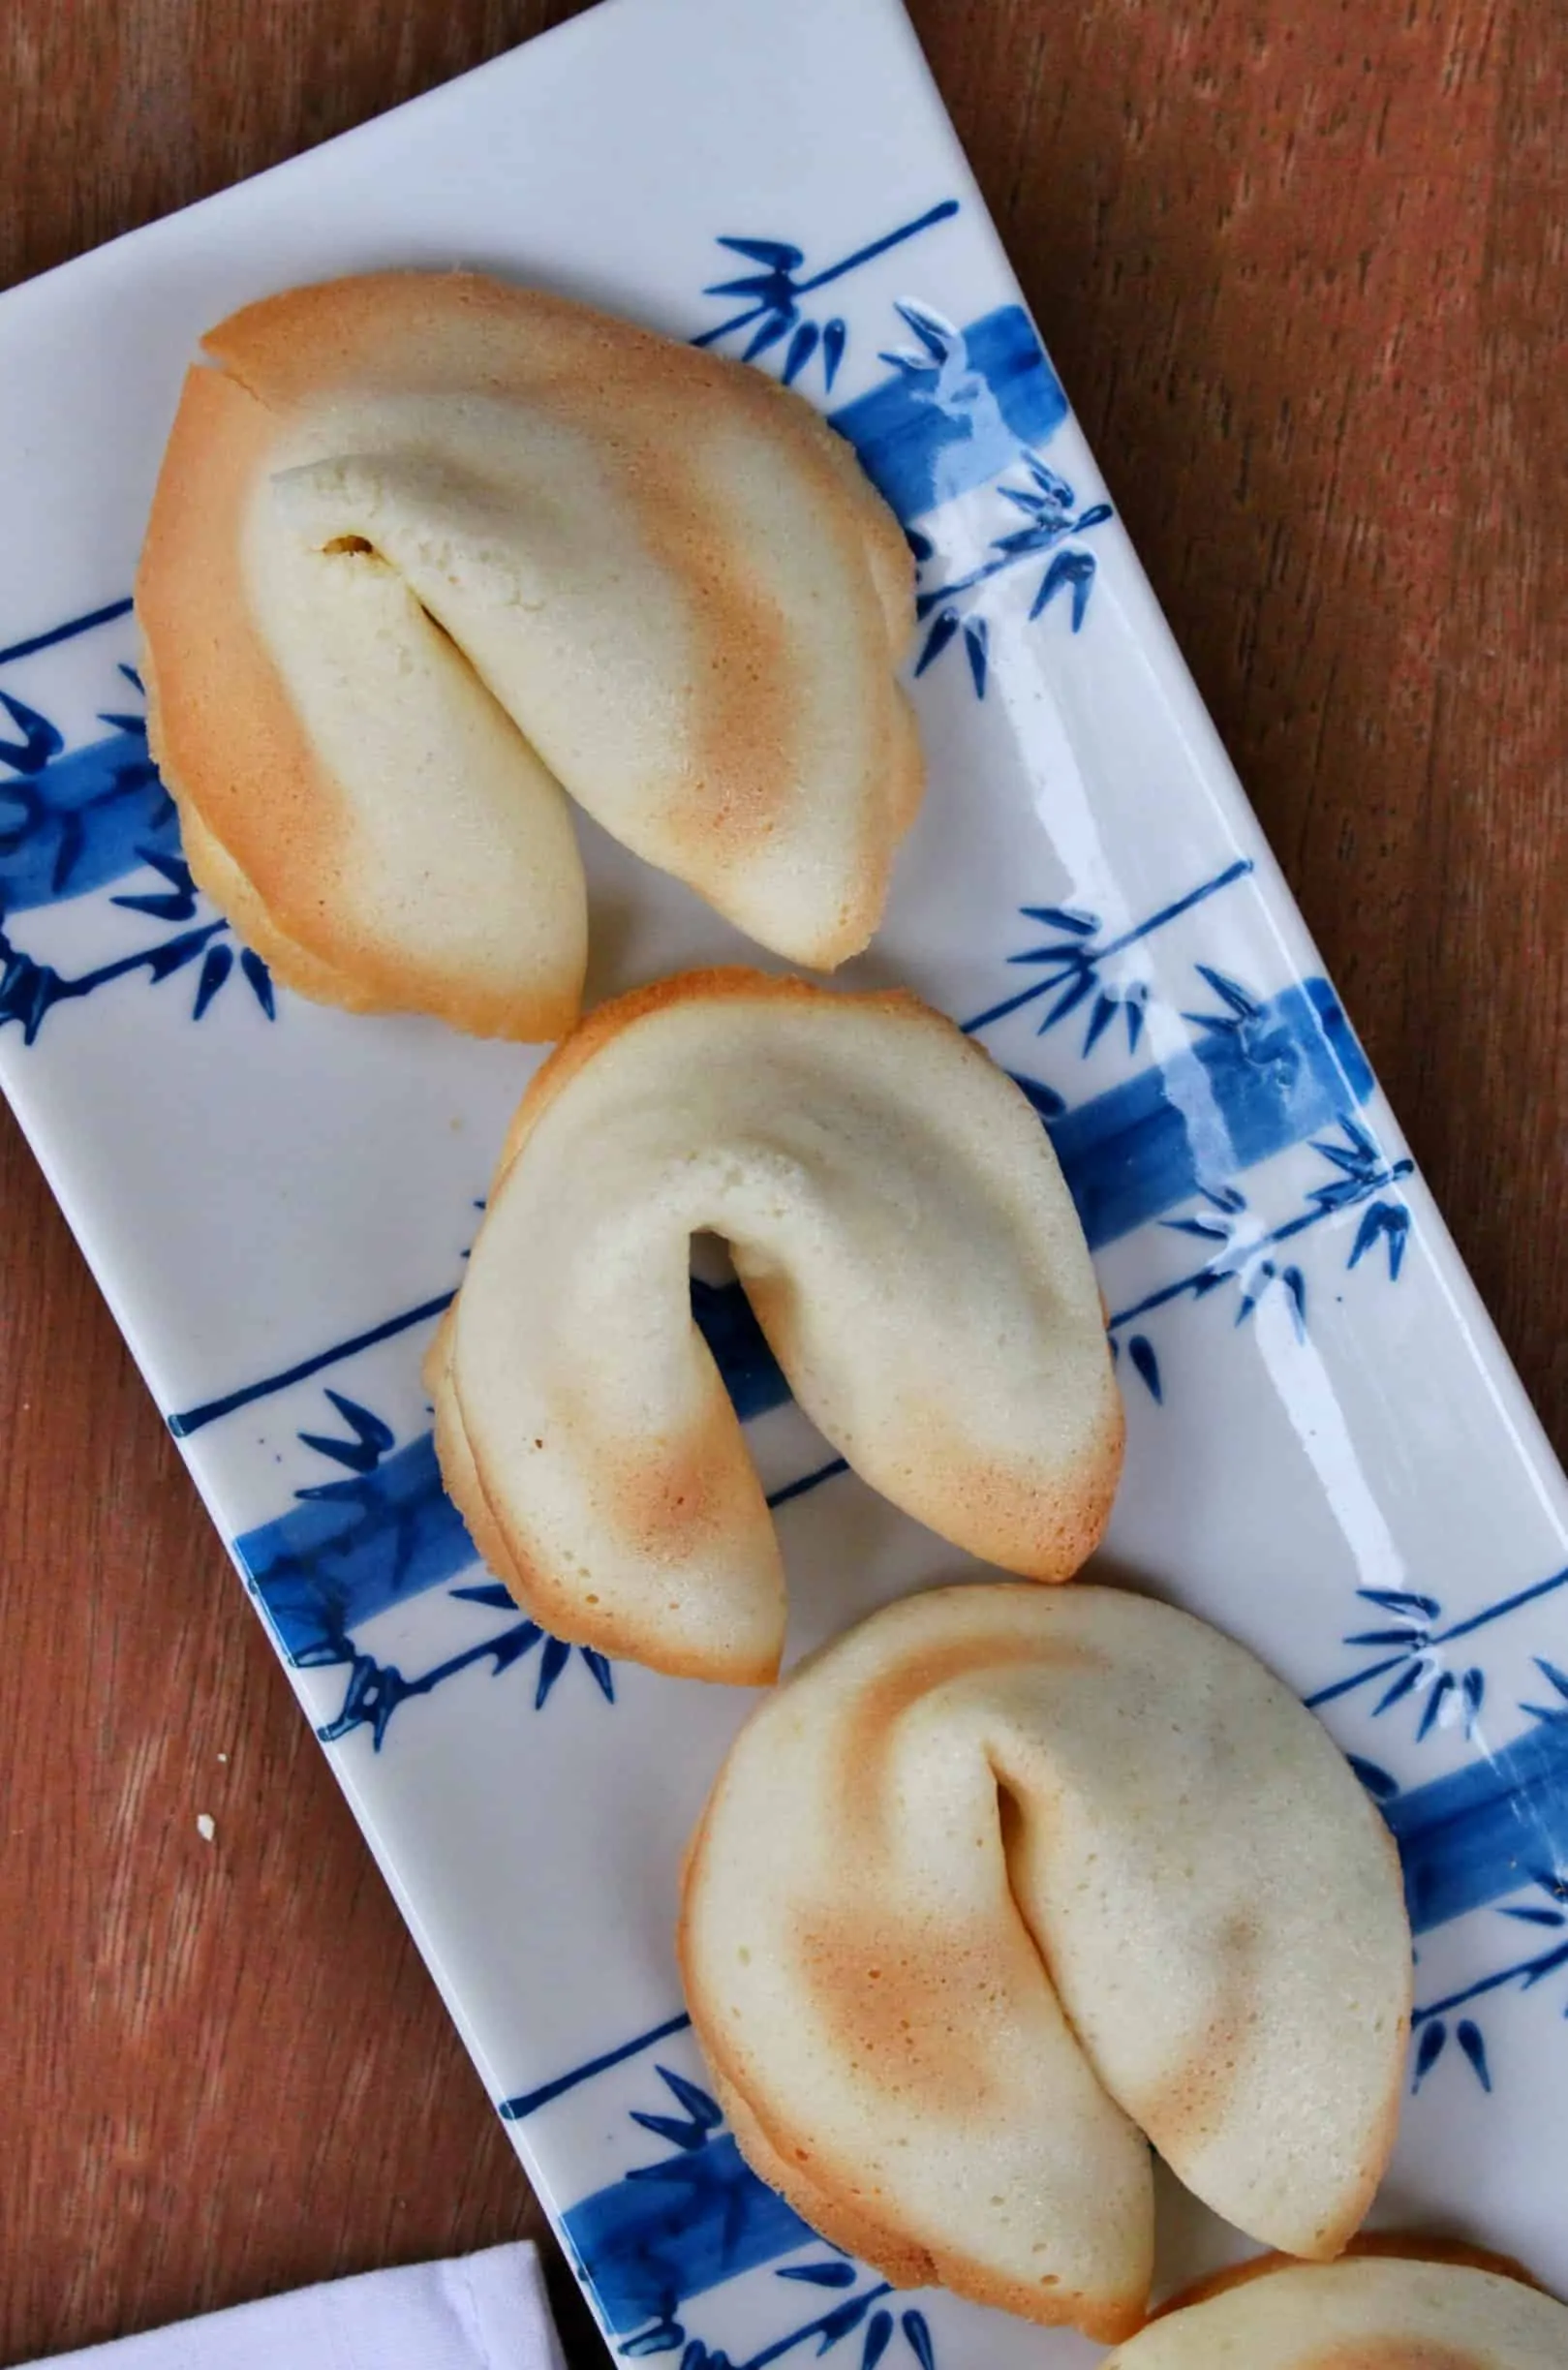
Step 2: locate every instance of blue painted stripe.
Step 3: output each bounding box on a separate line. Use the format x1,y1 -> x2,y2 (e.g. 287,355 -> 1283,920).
564,2133 -> 813,2338
174,1277 -> 784,1441
0,597 -> 134,668
1047,976 -> 1374,1249
829,303 -> 1067,524
235,1431 -> 473,1660
1386,1715 -> 1568,1935
767,1455 -> 848,1510
169,1290 -> 456,1437
0,725 -> 179,914
229,1284 -> 801,1651
500,2013 -> 693,2122
234,1423 -> 853,1657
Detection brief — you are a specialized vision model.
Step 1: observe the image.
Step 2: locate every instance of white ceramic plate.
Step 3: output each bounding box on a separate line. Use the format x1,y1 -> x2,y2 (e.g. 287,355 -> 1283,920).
3,2 -> 1565,2361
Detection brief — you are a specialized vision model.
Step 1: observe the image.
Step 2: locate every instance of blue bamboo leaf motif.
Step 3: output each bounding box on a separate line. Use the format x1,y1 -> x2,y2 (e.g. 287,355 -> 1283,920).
1456,2019 -> 1491,2091
1412,2019 -> 1447,2089
630,2066 -> 724,2153
0,689 -> 63,774
900,2316 -> 935,2370
694,200 -> 960,393
962,615 -> 988,697
1025,453 -> 1076,505
861,2310 -> 894,2370
313,1588 -> 614,1747
1,651 -> 176,917
881,299 -> 958,369
1126,1334 -> 1161,1403
567,2060 -> 942,2370
1326,1583 -> 1488,1745
964,860 -> 1252,1046
1186,962 -> 1260,1027
815,2292 -> 884,2351
274,1393 -> 615,1743
0,657 -> 280,1040
1374,1660 -> 1428,1714
144,921 -> 228,984
712,235 -> 805,268
1416,1670 -> 1457,1738
112,845 -> 200,922
240,946 -> 276,1017
535,1632 -> 572,1706
197,942 -> 241,1019
581,1646 -> 616,1702
1004,907 -> 1143,1048
486,1621 -> 545,1676
0,900 -> 268,1044
2,864 -> 277,1040
914,608 -> 961,678
1022,904 -> 1095,934
1029,546 -> 1095,629
1305,1116 -> 1416,1216
909,447 -> 1113,695
448,1583 -> 515,1611
1350,1196 -> 1411,1280
296,1390 -> 396,1479
1101,1094 -> 1420,1396
1405,1866 -> 1568,2100
743,313 -> 793,363
1525,1658 -> 1568,1720
782,321 -> 820,386
1153,1177 -> 1309,1339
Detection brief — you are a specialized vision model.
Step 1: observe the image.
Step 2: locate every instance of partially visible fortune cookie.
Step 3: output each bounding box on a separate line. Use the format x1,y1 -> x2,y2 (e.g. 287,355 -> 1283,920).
427,969 -> 1123,1683
679,1581 -> 1413,2341
1105,2252 -> 1568,2365
136,271 -> 921,1039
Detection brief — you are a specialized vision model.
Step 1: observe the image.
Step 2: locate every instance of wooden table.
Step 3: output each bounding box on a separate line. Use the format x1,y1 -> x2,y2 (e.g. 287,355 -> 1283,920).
1,3 -> 1562,2362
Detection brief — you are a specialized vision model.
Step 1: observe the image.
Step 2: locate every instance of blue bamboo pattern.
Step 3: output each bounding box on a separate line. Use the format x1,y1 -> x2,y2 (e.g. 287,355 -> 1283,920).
0,658 -> 274,1038
829,304 -> 1069,524
692,200 -> 960,391
561,2060 -> 939,2370
964,860 -> 1254,1045
234,1392 -> 613,1746
1103,1106 -> 1416,1405
1318,1610 -> 1568,2099
908,441 -> 1112,693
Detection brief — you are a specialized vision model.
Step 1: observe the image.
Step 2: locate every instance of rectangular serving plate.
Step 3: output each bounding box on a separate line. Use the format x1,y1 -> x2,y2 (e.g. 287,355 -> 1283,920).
2,2 -> 1566,2362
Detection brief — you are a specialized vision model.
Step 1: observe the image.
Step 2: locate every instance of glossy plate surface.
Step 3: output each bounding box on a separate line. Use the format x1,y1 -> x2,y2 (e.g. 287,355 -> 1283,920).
1,2 -> 1565,2361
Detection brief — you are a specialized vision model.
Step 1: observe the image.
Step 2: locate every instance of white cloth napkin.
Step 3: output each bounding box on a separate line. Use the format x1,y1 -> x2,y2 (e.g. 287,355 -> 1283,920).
26,2243 -> 568,2370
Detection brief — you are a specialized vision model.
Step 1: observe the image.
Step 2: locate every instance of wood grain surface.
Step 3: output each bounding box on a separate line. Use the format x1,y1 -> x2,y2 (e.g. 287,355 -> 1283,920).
1,2 -> 1563,2362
